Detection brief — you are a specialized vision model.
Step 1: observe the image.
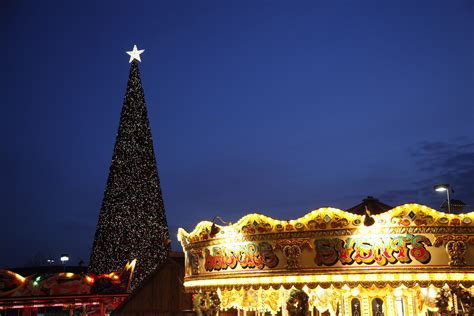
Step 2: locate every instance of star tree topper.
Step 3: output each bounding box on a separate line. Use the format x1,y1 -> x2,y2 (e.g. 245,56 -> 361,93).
126,44 -> 145,63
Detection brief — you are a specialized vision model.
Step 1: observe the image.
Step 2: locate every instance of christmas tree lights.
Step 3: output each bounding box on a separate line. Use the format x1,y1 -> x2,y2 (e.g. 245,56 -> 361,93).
89,47 -> 170,289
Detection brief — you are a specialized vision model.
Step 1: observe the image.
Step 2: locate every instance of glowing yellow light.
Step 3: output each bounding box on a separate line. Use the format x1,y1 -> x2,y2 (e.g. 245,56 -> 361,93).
126,259 -> 137,270
437,273 -> 448,280
184,272 -> 474,289
428,286 -> 438,299
394,288 -> 403,297
385,274 -> 395,281
7,271 -> 26,283
332,274 -> 344,282
351,288 -> 360,297
450,273 -> 464,280
348,275 -> 359,282
316,286 -> 325,296
403,274 -> 413,281
318,275 -> 329,282
365,274 -> 377,282
418,273 -> 429,281
85,276 -> 94,284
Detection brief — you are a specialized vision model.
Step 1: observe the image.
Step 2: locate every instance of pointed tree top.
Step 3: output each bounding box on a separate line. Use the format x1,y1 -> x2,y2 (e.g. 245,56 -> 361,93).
126,44 -> 145,63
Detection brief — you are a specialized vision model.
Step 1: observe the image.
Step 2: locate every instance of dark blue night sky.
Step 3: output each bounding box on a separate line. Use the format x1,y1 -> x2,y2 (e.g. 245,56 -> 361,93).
1,1 -> 473,267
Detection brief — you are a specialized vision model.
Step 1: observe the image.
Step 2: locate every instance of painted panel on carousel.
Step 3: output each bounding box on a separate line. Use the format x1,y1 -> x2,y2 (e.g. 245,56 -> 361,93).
178,204 -> 474,277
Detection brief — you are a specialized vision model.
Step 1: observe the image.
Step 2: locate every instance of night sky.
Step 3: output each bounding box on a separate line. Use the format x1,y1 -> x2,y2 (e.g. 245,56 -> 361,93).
1,1 -> 473,268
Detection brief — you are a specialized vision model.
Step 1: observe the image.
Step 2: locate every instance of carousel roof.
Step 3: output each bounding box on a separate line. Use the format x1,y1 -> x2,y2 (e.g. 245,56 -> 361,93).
178,203 -> 474,243
178,204 -> 474,292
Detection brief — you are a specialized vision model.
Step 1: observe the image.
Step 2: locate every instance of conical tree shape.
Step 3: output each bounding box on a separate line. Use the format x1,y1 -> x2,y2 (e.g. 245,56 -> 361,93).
89,60 -> 170,289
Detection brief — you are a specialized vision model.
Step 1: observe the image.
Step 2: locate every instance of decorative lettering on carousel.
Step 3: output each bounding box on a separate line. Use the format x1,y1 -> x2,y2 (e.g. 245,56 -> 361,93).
315,234 -> 432,266
204,242 -> 279,271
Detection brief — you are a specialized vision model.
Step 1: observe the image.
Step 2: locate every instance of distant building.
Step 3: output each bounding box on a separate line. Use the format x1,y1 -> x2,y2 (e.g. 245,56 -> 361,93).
346,196 -> 393,215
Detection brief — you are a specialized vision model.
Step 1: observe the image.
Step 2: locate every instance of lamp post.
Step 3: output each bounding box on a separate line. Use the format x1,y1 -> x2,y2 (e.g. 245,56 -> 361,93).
60,254 -> 69,271
433,184 -> 451,213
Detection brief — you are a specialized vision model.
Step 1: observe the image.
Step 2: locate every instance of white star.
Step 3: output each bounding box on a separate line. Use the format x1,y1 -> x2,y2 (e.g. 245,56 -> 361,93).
126,45 -> 145,63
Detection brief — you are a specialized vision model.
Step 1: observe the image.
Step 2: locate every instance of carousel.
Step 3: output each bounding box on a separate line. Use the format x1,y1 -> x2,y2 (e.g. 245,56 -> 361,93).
178,203 -> 474,316
0,261 -> 136,316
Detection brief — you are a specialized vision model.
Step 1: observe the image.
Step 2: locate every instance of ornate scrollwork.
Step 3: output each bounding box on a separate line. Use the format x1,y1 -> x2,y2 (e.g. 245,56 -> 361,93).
275,239 -> 311,270
283,245 -> 302,269
446,240 -> 467,266
274,239 -> 312,249
433,235 -> 471,247
189,249 -> 202,275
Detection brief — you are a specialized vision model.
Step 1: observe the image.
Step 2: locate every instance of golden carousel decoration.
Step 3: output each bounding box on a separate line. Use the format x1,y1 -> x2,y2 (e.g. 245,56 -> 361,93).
178,204 -> 474,315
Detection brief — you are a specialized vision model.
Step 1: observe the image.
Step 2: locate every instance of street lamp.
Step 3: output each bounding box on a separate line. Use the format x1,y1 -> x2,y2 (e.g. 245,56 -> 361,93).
60,254 -> 69,265
433,184 -> 451,213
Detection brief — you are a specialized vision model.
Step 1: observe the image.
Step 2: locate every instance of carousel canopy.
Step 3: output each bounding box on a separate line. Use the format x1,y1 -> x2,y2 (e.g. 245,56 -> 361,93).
178,204 -> 474,292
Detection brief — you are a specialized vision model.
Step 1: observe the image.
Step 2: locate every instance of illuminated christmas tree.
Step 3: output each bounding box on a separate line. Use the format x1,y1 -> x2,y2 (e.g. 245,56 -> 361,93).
89,45 -> 170,289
